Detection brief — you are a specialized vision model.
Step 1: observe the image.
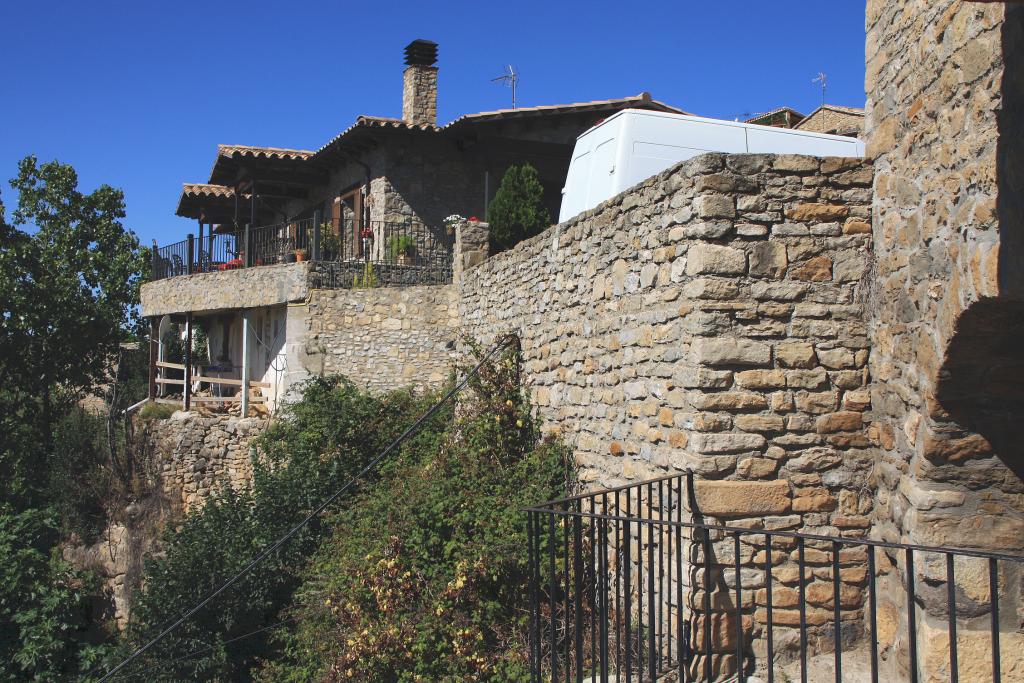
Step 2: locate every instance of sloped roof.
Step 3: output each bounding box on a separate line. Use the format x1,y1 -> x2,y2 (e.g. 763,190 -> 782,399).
208,145 -> 316,185
444,93 -> 687,127
176,183 -> 247,221
315,115 -> 439,156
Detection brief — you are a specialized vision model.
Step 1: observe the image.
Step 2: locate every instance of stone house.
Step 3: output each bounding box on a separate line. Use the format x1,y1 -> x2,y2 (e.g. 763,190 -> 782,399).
795,104 -> 865,136
745,104 -> 865,138
142,40 -> 683,413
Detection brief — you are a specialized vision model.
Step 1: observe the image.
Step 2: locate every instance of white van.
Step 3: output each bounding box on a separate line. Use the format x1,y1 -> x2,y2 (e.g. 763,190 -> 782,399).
558,109 -> 865,223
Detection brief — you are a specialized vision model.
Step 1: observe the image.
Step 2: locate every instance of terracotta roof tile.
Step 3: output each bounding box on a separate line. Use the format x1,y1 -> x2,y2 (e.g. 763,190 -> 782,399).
216,144 -> 314,160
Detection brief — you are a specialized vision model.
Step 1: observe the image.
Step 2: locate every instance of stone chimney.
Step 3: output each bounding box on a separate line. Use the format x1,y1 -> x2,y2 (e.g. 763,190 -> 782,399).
402,39 -> 438,126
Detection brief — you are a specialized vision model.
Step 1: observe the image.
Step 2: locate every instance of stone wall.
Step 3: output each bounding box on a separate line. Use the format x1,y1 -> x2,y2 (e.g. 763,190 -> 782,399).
460,152 -> 875,669
141,262 -> 310,317
149,412 -> 267,513
290,285 -> 459,393
865,0 -> 1024,678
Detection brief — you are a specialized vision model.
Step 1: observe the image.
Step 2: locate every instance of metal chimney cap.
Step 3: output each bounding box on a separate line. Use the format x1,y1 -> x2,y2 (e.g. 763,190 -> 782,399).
404,39 -> 438,67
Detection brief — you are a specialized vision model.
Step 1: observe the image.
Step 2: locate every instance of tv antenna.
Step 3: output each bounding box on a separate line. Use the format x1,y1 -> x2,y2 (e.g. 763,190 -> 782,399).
491,65 -> 519,109
812,72 -> 828,106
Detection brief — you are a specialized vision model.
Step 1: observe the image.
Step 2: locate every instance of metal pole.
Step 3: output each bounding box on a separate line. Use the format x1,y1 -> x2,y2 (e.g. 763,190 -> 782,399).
244,224 -> 251,268
312,209 -> 322,261
241,311 -> 250,417
147,318 -> 157,400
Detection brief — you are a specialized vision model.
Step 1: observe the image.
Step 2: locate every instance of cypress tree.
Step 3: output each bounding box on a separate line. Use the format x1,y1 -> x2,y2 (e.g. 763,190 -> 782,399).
485,163 -> 550,253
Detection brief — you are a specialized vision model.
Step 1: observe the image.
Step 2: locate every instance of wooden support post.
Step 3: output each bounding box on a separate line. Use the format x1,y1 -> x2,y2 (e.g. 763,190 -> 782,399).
183,313 -> 193,411
197,220 -> 205,272
240,311 -> 251,418
186,233 -> 195,274
148,318 -> 157,400
244,224 -> 251,267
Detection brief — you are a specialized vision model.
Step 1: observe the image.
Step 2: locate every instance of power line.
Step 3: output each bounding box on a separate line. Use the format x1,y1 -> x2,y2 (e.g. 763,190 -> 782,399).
113,599 -> 335,681
93,335 -> 517,682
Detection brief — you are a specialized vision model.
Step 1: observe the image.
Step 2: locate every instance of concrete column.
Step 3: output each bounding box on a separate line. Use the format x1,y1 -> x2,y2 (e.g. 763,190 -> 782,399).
241,310 -> 251,417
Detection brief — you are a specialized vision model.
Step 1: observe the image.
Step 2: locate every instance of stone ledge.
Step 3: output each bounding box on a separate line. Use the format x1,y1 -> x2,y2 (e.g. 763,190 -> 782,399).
140,262 -> 310,317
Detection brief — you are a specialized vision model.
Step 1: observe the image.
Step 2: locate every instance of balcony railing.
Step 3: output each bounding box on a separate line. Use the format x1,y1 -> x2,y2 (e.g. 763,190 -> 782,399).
151,216 -> 454,288
525,471 -> 1023,683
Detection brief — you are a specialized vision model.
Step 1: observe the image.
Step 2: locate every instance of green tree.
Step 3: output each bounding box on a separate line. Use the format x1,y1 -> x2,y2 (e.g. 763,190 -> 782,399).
0,157 -> 147,681
485,163 -> 550,253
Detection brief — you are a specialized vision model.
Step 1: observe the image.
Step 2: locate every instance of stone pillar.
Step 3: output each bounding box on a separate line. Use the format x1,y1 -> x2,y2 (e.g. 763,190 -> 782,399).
453,219 -> 489,286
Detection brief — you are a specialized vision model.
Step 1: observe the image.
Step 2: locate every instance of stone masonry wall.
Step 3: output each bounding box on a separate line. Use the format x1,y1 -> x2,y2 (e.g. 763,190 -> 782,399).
865,0 -> 1024,678
149,412 -> 268,513
291,285 -> 459,393
460,152 -> 875,671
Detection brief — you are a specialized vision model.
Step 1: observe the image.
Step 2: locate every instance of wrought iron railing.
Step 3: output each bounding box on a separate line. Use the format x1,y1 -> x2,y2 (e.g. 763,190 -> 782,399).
150,217 -> 454,288
525,471 -> 1023,683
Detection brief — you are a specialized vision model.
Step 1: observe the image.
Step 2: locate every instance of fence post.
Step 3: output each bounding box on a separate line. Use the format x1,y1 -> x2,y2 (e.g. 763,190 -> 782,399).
186,233 -> 195,274
312,209 -> 322,261
244,224 -> 251,267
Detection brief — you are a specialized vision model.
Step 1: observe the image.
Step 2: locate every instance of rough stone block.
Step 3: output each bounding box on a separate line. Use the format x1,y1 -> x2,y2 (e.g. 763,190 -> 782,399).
784,203 -> 850,222
789,255 -> 833,282
692,338 -> 771,367
692,480 -> 792,517
686,243 -> 747,275
696,193 -> 737,218
748,241 -> 788,278
690,432 -> 767,454
815,411 -> 864,433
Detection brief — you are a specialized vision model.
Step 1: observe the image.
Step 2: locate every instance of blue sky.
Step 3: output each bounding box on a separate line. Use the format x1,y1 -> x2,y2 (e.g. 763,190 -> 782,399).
0,1 -> 866,246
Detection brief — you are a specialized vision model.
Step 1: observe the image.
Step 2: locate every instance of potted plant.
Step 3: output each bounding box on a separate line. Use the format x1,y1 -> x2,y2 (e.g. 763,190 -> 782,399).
322,225 -> 341,260
360,226 -> 374,258
443,214 -> 464,237
387,235 -> 417,265
295,248 -> 308,263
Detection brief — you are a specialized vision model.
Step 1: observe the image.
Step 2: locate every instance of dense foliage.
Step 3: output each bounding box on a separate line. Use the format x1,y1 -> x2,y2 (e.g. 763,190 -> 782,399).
102,345 -> 571,682
259,344 -> 572,683
0,158 -> 147,681
111,379 -> 439,681
485,163 -> 551,253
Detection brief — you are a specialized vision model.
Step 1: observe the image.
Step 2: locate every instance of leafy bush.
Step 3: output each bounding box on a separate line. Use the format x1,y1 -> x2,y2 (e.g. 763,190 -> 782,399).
110,378 -> 438,681
259,343 -> 573,683
352,262 -> 378,288
486,163 -> 551,253
138,402 -> 177,421
387,234 -> 417,259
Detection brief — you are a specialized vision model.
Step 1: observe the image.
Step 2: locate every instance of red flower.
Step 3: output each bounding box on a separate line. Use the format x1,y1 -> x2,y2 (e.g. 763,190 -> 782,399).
469,216 -> 478,222
360,227 -> 373,238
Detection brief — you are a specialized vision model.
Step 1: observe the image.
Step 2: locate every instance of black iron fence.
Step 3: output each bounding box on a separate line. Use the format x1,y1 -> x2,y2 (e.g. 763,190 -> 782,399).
151,217 -> 454,288
525,471 -> 1023,683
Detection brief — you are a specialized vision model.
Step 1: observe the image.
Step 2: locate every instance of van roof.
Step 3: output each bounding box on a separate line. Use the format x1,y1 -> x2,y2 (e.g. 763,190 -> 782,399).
574,108 -> 863,145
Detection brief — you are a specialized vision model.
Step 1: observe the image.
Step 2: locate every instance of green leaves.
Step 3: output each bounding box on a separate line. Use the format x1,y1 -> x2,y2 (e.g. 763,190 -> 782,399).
485,163 -> 551,253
